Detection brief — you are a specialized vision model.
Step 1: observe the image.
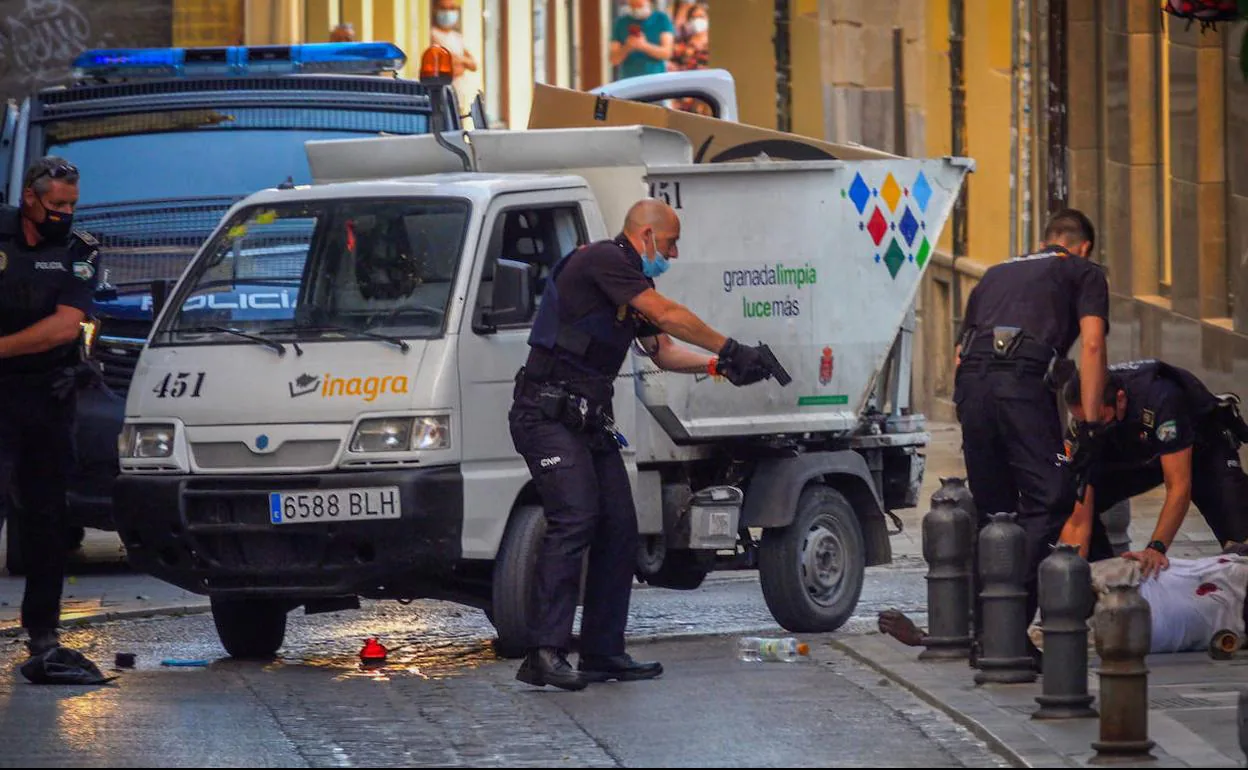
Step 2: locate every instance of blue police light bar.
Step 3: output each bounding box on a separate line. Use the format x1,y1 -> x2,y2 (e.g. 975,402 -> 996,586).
72,42 -> 407,81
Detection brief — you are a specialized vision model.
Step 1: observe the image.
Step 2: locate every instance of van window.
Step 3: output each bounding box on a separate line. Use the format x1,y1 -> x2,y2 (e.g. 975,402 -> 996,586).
474,204 -> 587,330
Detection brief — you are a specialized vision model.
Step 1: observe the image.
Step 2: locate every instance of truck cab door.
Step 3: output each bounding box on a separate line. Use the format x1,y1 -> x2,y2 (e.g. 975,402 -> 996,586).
456,191 -> 636,559
0,99 -> 19,204
589,68 -> 739,123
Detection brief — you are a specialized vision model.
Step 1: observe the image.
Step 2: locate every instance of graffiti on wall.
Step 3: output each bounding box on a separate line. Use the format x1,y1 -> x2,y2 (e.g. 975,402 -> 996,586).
0,0 -> 172,100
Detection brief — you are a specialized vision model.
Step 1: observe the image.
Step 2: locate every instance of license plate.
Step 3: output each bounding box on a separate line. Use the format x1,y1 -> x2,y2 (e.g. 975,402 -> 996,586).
268,487 -> 401,525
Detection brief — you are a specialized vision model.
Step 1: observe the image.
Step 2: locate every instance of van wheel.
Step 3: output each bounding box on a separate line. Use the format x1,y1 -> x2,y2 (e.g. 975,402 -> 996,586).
490,505 -> 545,659
758,484 -> 865,633
637,545 -> 712,590
210,596 -> 288,660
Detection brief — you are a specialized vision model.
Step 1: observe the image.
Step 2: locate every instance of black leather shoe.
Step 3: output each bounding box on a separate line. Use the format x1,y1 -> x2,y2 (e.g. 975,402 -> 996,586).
26,628 -> 60,657
516,647 -> 588,691
578,653 -> 663,682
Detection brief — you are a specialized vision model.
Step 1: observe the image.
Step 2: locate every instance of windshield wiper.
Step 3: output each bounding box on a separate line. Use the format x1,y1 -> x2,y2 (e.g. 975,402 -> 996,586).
278,324 -> 411,354
168,325 -> 289,356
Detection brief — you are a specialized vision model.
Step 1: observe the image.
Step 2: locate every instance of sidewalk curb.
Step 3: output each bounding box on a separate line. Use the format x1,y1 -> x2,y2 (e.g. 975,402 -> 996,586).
827,637 -> 1033,769
0,601 -> 212,637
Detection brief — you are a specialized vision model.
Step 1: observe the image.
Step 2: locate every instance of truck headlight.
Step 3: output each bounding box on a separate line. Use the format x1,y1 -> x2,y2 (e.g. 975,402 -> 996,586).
411,416 -> 450,450
348,415 -> 450,453
349,417 -> 413,453
119,424 -> 176,458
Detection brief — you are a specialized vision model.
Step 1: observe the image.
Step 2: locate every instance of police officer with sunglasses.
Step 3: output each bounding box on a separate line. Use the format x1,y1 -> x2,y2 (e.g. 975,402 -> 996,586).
0,157 -> 100,656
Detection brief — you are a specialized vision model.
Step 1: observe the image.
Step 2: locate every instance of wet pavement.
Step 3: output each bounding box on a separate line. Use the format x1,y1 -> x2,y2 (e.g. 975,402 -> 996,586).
0,570 -> 1006,768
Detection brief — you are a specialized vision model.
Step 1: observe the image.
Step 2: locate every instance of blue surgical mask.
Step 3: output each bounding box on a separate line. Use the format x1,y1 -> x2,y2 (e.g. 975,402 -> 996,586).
641,232 -> 670,278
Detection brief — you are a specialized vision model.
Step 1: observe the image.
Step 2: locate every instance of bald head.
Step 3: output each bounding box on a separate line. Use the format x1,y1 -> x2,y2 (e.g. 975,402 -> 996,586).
622,198 -> 681,263
624,199 -> 677,234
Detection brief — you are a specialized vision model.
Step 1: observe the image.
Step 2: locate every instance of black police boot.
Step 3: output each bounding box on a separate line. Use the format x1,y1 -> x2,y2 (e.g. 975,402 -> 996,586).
26,628 -> 60,657
516,647 -> 588,691
578,653 -> 663,683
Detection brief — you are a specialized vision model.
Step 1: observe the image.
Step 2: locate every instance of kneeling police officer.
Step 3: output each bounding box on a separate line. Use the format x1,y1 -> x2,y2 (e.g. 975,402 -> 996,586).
1060,359 -> 1248,574
509,198 -> 782,691
0,157 -> 99,656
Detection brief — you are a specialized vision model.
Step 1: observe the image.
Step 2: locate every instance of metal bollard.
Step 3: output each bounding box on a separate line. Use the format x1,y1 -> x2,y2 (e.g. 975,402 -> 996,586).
1090,582 -> 1154,761
1238,689 -> 1248,763
1033,544 -> 1097,719
974,512 -> 1037,684
919,478 -> 975,660
1100,499 -> 1132,557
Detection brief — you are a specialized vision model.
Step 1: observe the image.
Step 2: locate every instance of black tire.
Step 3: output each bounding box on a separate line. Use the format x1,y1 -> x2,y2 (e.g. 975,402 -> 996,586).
636,533 -> 666,577
637,547 -> 712,590
758,484 -> 866,633
490,505 -> 545,659
210,596 -> 289,660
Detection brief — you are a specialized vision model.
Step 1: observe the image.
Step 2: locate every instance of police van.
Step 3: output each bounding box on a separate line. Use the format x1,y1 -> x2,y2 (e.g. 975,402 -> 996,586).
112,61 -> 973,658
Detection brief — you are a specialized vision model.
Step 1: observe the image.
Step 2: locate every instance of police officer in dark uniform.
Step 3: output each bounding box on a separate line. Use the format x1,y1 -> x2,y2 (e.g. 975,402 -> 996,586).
0,157 -> 100,656
954,208 -> 1110,661
1058,359 -> 1248,574
509,198 -> 779,691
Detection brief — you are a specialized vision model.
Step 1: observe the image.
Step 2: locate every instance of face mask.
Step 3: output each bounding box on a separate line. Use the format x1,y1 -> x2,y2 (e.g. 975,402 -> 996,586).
436,10 -> 459,28
629,4 -> 652,20
688,17 -> 708,34
25,199 -> 73,242
641,232 -> 670,279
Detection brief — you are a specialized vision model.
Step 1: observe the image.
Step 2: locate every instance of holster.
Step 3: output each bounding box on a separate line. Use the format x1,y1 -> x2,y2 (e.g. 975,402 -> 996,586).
1214,393 -> 1248,447
515,368 -> 605,434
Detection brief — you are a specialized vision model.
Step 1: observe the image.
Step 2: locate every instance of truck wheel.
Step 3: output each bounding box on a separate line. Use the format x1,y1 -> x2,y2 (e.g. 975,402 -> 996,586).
637,545 -> 712,590
636,533 -> 666,577
210,596 -> 289,660
490,505 -> 545,660
758,484 -> 865,633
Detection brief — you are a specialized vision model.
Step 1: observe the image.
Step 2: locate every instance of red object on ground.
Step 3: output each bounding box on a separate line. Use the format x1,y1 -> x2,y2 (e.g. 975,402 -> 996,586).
359,638 -> 388,664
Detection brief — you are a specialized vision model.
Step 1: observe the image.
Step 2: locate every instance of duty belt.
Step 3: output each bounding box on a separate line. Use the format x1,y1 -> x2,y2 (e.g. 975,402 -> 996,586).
514,368 -> 612,434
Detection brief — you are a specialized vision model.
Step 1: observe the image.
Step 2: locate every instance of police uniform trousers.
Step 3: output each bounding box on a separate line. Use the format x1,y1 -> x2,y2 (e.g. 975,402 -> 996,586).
955,362 -> 1073,628
508,393 -> 638,656
0,378 -> 75,631
1087,427 -> 1248,551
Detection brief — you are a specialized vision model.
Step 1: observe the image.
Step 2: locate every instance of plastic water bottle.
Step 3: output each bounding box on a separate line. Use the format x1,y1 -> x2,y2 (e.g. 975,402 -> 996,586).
737,636 -> 810,663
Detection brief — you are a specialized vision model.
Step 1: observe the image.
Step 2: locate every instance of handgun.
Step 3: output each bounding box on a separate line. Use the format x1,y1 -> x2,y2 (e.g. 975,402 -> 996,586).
756,343 -> 793,387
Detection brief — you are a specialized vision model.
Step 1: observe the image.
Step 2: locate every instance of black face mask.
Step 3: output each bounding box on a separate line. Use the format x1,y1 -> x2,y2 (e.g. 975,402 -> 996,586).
23,197 -> 73,243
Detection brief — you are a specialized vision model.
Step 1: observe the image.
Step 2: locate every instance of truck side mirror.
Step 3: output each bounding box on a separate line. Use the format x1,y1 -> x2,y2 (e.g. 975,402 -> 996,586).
477,259 -> 533,333
150,278 -> 175,318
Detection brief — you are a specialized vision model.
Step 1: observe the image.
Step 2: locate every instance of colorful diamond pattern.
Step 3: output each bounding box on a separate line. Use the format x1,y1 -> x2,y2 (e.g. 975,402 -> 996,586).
898,206 -> 919,247
880,173 -> 901,212
848,173 -> 871,215
912,171 -> 932,213
916,237 -> 931,268
883,238 -> 905,279
848,169 -> 944,278
866,207 -> 888,246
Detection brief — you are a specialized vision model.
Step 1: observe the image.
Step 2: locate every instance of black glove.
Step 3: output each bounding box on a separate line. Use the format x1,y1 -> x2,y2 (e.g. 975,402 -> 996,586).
717,338 -> 769,387
1065,420 -> 1109,503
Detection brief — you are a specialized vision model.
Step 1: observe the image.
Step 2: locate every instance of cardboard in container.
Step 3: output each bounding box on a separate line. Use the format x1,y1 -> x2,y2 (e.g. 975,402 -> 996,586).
528,82 -> 898,164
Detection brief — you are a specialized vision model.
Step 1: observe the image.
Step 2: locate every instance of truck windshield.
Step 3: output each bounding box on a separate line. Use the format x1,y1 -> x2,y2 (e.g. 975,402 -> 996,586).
157,198 -> 470,344
45,107 -> 431,208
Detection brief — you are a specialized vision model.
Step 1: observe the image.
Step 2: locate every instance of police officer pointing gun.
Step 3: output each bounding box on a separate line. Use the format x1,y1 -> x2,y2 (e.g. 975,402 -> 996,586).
0,157 -> 100,656
509,198 -> 785,691
954,208 -> 1109,666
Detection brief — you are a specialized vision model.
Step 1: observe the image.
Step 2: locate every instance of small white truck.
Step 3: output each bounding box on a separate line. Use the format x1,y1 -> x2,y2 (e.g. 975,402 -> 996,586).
113,122 -> 972,659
